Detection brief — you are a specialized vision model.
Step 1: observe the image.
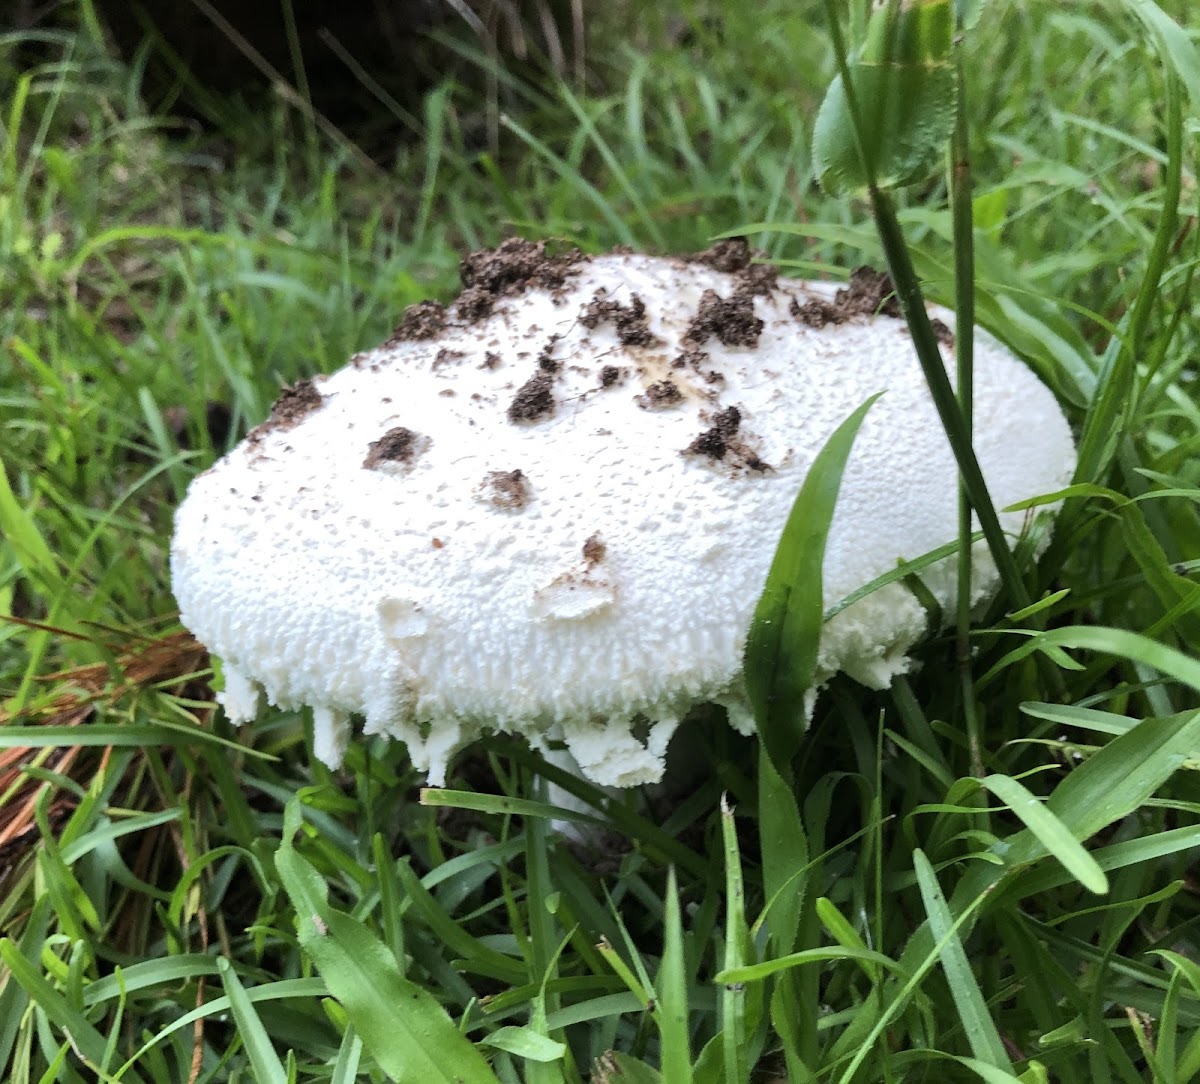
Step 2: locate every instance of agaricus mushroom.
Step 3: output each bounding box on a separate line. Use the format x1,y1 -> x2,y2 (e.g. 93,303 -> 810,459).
171,238 -> 1075,787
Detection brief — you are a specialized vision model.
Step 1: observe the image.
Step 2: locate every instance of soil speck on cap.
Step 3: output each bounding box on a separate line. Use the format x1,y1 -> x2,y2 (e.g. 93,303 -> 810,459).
685,405 -> 741,460
691,237 -> 752,273
685,290 -> 764,348
683,406 -> 771,471
735,261 -> 779,296
363,426 -> 429,470
579,291 -> 657,346
931,318 -> 955,348
433,348 -> 466,369
481,469 -> 531,510
386,300 -> 448,343
636,380 -> 683,410
456,238 -> 585,320
537,336 -> 562,373
599,365 -> 623,388
582,532 -> 606,566
791,265 -> 902,328
507,373 -> 556,423
248,378 -> 323,441
790,295 -> 842,329
482,351 -> 502,370
674,346 -> 724,385
839,266 -> 902,318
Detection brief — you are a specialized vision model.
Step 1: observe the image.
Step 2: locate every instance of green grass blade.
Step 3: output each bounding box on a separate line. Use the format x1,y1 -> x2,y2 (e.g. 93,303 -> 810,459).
978,775 -> 1108,894
744,394 -> 881,770
913,850 -> 1013,1071
0,938 -> 145,1084
653,867 -> 692,1084
275,827 -> 502,1084
216,956 -> 288,1084
719,797 -> 750,1084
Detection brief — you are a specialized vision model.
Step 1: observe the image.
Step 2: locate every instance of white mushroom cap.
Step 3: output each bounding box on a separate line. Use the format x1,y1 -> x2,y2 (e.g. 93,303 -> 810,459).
171,240 -> 1075,787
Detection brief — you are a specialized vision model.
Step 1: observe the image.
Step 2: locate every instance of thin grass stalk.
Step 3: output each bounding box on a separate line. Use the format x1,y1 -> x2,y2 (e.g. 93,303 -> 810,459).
1074,71 -> 1182,486
818,0 -> 1030,611
869,187 -> 1031,611
949,51 -> 984,780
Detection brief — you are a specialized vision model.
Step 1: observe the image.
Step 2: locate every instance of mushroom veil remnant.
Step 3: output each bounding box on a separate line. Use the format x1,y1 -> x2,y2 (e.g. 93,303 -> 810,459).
171,238 -> 1076,787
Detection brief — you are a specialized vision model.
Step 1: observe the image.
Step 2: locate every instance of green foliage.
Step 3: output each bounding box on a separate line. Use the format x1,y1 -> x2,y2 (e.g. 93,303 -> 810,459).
2,1 -> 1200,1082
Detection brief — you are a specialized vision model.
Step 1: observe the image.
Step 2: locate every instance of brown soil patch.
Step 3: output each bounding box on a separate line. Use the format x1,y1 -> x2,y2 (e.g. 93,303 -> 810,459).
537,335 -> 563,373
387,299 -> 449,343
931,318 -> 955,348
507,372 -> 556,423
599,365 -> 623,388
691,237 -> 752,273
673,347 -> 724,385
363,426 -> 429,469
433,347 -> 466,369
456,238 -> 585,321
582,532 -> 606,567
683,406 -> 770,472
636,380 -> 683,410
791,265 -> 902,328
247,378 -> 323,441
482,469 -> 531,510
579,291 -> 657,346
685,290 -> 763,348
684,405 -> 741,460
735,262 -> 779,296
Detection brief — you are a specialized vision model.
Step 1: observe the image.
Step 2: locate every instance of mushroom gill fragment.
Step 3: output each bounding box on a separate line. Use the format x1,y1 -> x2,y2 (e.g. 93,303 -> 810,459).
171,241 -> 1076,787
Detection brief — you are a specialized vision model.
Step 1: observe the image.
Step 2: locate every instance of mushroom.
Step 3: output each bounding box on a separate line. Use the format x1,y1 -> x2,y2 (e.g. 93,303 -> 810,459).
171,239 -> 1075,788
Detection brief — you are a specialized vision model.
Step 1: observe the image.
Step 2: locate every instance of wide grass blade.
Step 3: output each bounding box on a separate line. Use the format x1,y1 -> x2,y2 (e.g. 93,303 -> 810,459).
913,850 -> 1013,1072
744,394 -> 880,771
978,774 -> 1108,894
275,804 -> 502,1084
216,956 -> 288,1084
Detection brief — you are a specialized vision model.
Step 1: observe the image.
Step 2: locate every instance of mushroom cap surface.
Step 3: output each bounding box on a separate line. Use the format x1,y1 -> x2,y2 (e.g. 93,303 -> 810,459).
171,242 -> 1075,786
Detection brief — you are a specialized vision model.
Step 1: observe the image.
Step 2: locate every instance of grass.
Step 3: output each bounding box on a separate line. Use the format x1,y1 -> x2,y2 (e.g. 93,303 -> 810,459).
1,0 -> 1199,1080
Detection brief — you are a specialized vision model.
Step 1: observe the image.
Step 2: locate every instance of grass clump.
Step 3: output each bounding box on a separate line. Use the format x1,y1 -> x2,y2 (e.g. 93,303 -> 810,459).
2,2 -> 1200,1082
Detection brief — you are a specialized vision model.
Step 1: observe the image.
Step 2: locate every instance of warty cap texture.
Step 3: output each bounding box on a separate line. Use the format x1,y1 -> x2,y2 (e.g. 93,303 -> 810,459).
171,240 -> 1076,786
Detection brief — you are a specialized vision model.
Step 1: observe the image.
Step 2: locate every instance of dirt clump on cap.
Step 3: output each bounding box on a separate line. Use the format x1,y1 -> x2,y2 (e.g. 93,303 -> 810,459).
791,265 -> 903,329
579,291 -> 657,346
684,290 -> 764,348
931,318 -> 955,348
636,380 -> 683,410
684,405 -> 742,460
599,365 -> 623,388
683,405 -> 771,472
362,426 -> 429,469
537,335 -> 563,373
582,532 -> 606,567
481,469 -> 531,510
456,238 -> 585,322
386,300 -> 448,343
673,347 -> 725,386
691,237 -> 752,273
735,261 -> 779,297
247,378 -> 323,441
507,372 -> 556,423
691,237 -> 777,297
433,347 -> 466,369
